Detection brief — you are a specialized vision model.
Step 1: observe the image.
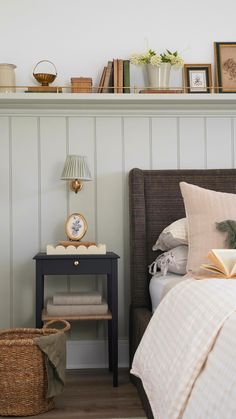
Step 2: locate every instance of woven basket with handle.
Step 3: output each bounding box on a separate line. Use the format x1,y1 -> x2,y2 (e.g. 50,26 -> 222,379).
0,319 -> 70,417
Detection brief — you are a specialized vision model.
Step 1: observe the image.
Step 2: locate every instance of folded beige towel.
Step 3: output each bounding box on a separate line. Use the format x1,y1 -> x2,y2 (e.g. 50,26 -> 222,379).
53,291 -> 102,305
47,298 -> 108,316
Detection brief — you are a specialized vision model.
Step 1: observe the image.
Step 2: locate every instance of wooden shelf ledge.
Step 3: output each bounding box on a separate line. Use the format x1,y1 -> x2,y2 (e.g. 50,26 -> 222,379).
42,308 -> 112,321
1,92 -> 236,114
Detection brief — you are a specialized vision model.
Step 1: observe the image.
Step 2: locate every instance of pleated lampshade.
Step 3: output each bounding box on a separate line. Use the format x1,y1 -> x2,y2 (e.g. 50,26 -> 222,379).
61,155 -> 92,181
61,155 -> 92,193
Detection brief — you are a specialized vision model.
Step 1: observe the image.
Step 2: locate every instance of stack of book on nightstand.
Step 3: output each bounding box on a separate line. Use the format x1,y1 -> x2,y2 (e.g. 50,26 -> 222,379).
46,291 -> 108,317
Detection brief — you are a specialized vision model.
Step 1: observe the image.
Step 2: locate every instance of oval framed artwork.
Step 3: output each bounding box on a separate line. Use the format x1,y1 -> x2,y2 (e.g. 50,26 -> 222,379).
65,213 -> 87,241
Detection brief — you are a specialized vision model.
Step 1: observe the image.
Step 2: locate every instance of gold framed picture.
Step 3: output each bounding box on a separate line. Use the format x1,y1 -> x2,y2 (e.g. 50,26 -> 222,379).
65,213 -> 87,241
183,64 -> 213,93
214,42 -> 236,93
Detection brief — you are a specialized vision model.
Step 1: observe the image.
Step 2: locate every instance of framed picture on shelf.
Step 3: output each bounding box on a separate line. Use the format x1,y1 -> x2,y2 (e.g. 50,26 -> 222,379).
183,64 -> 213,93
65,213 -> 87,241
214,42 -> 236,93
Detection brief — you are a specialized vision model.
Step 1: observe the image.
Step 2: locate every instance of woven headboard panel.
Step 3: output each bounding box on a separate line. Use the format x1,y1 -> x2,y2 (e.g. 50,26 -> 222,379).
129,168 -> 236,309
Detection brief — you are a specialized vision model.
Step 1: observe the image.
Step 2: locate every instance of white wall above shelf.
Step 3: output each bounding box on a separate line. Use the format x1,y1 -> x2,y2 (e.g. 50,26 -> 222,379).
0,93 -> 236,115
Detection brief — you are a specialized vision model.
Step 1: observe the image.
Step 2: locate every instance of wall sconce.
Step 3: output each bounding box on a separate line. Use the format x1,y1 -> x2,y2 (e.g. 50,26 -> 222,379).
61,155 -> 92,193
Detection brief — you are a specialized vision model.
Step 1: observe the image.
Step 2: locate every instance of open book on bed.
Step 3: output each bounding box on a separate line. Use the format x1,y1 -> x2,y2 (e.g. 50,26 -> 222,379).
201,249 -> 236,278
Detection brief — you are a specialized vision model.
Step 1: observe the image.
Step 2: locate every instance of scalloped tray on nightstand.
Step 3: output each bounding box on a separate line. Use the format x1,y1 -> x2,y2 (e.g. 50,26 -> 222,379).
46,244 -> 106,255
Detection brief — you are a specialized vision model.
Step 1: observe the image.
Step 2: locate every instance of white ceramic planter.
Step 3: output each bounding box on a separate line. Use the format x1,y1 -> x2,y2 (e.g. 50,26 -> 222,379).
146,63 -> 171,89
0,64 -> 16,92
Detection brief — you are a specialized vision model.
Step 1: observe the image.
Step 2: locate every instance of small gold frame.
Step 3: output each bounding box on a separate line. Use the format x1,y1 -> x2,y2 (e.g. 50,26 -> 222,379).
65,213 -> 88,241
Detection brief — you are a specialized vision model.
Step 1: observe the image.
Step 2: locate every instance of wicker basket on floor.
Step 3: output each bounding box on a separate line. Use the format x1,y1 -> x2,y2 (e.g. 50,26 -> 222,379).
0,319 -> 70,417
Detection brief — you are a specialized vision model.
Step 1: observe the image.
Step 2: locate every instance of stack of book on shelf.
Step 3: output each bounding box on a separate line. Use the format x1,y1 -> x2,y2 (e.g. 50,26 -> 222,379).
71,77 -> 92,93
98,59 -> 130,93
46,291 -> 108,317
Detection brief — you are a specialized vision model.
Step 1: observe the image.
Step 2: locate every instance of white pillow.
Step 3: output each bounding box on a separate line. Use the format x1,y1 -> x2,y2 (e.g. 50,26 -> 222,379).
149,245 -> 188,276
149,273 -> 187,312
152,218 -> 188,251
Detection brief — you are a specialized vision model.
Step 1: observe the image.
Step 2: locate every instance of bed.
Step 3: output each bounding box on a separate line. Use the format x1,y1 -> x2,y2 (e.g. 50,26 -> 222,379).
129,167 -> 236,419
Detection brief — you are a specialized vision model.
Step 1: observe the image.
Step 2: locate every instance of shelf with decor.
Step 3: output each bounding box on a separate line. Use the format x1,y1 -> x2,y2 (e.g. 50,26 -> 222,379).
1,91 -> 236,118
1,92 -> 236,109
2,92 -> 236,101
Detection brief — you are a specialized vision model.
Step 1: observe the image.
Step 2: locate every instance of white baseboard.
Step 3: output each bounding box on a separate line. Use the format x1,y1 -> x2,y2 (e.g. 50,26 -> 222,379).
66,339 -> 129,369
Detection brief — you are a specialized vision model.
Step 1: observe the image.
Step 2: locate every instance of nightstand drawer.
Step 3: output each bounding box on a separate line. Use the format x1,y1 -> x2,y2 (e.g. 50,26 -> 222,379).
41,258 -> 111,275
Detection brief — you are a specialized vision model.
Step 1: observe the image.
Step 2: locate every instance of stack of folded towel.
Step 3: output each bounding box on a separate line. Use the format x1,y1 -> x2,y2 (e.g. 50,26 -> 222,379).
46,291 -> 108,316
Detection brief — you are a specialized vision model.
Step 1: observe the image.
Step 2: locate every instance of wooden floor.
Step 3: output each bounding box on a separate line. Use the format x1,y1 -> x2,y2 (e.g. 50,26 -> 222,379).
9,369 -> 146,419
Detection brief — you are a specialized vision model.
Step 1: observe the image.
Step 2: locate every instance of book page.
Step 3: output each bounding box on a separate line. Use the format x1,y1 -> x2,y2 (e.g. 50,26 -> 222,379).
207,250 -> 228,276
211,249 -> 236,277
230,262 -> 236,277
201,263 -> 227,277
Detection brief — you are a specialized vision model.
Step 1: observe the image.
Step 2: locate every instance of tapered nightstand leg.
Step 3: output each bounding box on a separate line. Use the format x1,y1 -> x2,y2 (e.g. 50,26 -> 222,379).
36,263 -> 44,328
112,314 -> 118,387
110,260 -> 118,387
108,319 -> 113,372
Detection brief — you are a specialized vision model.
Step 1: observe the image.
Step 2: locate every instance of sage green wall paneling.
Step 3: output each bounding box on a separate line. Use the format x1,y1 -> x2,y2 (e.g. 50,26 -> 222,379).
123,118 -> 150,170
234,119 -> 236,168
179,118 -> 205,169
68,117 -> 97,339
96,118 -> 124,338
123,117 -> 150,336
0,117 -> 11,328
11,117 -> 39,327
151,118 -> 178,169
206,118 -> 232,169
39,117 -> 68,305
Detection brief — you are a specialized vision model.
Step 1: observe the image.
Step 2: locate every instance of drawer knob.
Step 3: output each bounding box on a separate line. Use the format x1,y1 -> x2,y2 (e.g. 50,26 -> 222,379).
73,260 -> 79,266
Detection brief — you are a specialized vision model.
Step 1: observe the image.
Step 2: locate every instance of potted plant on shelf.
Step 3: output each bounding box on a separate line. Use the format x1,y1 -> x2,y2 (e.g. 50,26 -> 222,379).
130,49 -> 184,89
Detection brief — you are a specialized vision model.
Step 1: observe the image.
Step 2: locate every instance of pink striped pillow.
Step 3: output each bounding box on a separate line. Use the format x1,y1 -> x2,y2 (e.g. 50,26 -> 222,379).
180,182 -> 236,278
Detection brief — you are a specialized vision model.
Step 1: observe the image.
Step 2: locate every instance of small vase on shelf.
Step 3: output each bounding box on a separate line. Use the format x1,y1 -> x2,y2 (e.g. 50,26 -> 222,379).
130,48 -> 184,92
146,63 -> 171,89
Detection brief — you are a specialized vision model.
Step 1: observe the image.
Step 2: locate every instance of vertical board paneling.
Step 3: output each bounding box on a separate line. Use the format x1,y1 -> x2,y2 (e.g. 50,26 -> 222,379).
40,117 -> 68,303
0,110 -> 235,344
233,118 -> 236,168
179,118 -> 205,168
0,117 -> 11,327
123,118 -> 150,170
68,118 -> 96,252
11,117 -> 38,327
151,118 -> 178,169
206,118 -> 232,168
96,118 -> 124,337
68,117 -> 97,339
123,117 -> 150,336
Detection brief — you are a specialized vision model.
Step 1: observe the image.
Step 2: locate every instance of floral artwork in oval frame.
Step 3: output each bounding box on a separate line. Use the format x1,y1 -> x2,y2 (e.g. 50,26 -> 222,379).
65,213 -> 87,241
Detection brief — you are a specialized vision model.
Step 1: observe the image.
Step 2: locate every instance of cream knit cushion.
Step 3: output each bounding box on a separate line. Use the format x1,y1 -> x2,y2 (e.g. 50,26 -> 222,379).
180,182 -> 236,278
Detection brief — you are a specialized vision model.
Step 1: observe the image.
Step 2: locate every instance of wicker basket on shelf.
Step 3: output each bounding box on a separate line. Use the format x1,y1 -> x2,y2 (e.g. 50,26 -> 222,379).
0,319 -> 70,417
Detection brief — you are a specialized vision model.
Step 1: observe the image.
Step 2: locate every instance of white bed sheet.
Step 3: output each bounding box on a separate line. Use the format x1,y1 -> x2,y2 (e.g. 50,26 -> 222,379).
149,273 -> 186,312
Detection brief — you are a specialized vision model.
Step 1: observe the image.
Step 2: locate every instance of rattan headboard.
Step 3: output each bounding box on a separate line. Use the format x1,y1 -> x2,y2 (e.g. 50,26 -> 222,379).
129,168 -> 236,310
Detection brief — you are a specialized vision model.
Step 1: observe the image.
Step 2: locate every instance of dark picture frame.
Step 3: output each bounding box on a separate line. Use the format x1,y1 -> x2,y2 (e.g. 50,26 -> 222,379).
214,42 -> 236,93
183,64 -> 213,93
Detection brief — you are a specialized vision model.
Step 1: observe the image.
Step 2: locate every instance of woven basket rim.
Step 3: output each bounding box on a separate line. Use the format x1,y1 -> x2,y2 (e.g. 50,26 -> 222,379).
0,327 -> 60,346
